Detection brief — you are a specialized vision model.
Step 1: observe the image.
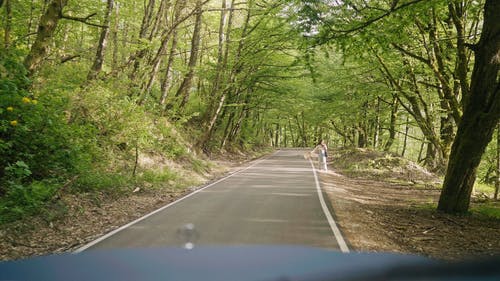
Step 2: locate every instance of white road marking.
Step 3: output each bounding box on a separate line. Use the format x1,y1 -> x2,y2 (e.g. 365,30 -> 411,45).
73,152 -> 277,253
309,159 -> 350,253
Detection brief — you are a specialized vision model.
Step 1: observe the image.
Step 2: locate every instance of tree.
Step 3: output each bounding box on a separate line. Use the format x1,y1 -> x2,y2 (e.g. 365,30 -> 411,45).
158,0 -> 185,106
23,0 -> 69,76
3,0 -> 11,48
87,0 -> 114,80
437,0 -> 500,213
174,0 -> 203,110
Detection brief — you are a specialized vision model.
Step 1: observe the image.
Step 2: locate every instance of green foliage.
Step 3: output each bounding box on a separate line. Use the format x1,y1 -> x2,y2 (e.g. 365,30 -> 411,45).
0,51 -> 82,224
477,130 -> 498,185
472,204 -> 500,220
0,51 -> 78,183
74,170 -> 133,192
0,179 -> 60,224
473,182 -> 496,197
140,168 -> 180,188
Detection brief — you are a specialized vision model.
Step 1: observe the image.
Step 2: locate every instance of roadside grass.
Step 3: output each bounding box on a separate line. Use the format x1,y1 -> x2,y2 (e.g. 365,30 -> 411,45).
414,202 -> 437,210
0,162 -> 207,226
471,202 -> 500,219
413,200 -> 500,220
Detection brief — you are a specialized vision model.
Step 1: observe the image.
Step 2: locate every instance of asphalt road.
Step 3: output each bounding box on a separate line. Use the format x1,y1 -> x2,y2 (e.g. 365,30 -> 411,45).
76,149 -> 348,252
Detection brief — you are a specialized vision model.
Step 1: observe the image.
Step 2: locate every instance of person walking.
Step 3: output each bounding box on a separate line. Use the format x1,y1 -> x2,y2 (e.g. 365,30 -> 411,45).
312,140 -> 328,171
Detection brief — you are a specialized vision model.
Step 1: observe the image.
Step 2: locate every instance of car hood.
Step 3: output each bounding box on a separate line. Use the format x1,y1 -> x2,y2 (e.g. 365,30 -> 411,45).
0,245 -> 498,281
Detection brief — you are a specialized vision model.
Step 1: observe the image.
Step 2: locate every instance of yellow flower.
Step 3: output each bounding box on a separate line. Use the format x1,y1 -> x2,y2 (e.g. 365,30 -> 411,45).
31,100 -> 38,105
6,106 -> 14,111
10,120 -> 18,126
22,97 -> 31,103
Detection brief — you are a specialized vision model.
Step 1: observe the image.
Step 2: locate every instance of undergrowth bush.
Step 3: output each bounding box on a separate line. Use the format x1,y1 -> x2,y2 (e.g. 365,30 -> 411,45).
0,52 -> 84,223
0,56 -> 210,225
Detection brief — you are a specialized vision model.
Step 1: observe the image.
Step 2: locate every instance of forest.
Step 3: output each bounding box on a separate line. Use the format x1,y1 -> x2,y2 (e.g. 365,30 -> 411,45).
0,0 -> 499,227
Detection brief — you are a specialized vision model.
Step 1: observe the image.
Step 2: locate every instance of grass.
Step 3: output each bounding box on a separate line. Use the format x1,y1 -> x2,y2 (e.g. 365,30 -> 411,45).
414,202 -> 438,211
139,168 -> 182,189
471,202 -> 500,219
74,171 -> 134,192
414,201 -> 500,220
473,182 -> 496,196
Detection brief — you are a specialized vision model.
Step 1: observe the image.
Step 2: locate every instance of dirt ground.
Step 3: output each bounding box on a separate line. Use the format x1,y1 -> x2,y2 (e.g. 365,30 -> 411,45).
322,148 -> 500,260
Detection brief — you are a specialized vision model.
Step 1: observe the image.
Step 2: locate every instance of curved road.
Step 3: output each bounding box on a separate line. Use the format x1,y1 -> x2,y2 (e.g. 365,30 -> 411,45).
76,149 -> 348,252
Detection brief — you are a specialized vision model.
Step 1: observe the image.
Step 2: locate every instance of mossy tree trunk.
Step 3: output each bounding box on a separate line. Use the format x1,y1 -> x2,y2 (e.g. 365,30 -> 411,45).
437,0 -> 500,213
87,0 -> 114,80
24,0 -> 68,76
175,0 -> 203,110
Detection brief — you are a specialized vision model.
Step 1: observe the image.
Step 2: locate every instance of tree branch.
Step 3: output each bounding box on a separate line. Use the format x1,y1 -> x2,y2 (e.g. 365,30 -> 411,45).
60,54 -> 80,64
321,0 -> 425,43
61,13 -> 108,28
392,43 -> 431,65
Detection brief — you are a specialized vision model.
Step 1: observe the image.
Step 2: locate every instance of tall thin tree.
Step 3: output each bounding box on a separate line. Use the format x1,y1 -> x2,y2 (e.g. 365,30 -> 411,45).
88,0 -> 114,80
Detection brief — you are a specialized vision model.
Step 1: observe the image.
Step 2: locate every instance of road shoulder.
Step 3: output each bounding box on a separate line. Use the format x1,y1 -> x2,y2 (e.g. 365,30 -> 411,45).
320,148 -> 500,260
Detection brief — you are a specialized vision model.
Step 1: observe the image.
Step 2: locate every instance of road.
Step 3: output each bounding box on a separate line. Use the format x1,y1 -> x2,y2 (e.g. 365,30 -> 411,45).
76,149 -> 348,252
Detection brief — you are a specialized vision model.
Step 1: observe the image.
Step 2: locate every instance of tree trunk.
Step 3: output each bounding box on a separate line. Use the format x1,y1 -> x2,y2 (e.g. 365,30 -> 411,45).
159,0 -> 186,106
376,54 -> 445,169
373,96 -> 381,148
136,0 -> 175,104
23,0 -> 69,76
288,119 -> 296,147
229,93 -> 252,143
87,0 -> 114,80
3,0 -> 12,48
425,140 -> 438,168
140,0 -> 156,39
220,111 -> 236,149
448,2 -> 471,107
357,124 -> 367,148
138,29 -> 173,104
284,124 -> 288,147
418,138 -> 426,163
275,122 -> 280,147
129,0 -> 156,80
198,0 -> 236,150
175,0 -> 203,110
439,89 -> 455,158
437,0 -> 500,213
111,3 -> 120,70
385,95 -> 398,151
25,0 -> 35,46
401,116 -> 410,157
209,0 -> 228,106
495,123 -> 499,200
148,0 -> 171,40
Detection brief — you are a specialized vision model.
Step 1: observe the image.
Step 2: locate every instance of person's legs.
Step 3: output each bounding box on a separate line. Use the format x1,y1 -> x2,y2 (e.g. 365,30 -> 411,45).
318,153 -> 326,171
